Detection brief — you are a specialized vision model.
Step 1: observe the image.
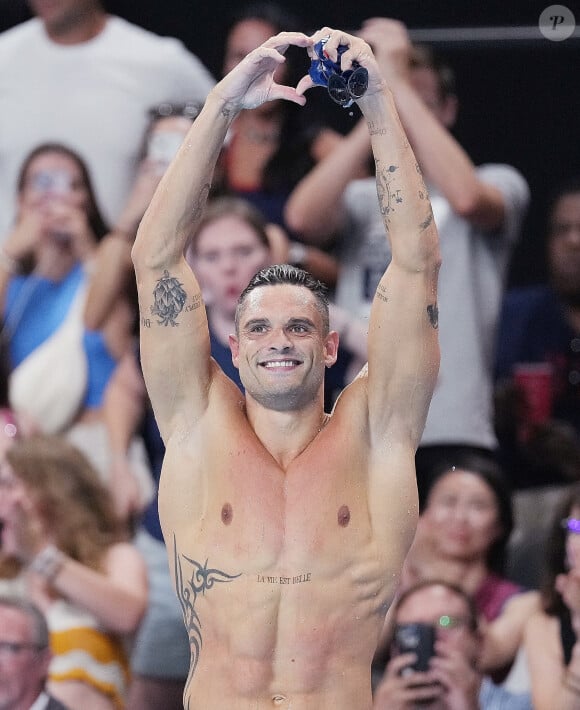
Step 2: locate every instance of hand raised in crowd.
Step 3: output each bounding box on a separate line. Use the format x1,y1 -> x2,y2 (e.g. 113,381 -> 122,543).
0,461 -> 47,564
109,453 -> 143,524
373,652 -> 444,709
41,201 -> 96,260
114,159 -> 164,238
3,208 -> 46,262
429,636 -> 481,710
357,18 -> 413,84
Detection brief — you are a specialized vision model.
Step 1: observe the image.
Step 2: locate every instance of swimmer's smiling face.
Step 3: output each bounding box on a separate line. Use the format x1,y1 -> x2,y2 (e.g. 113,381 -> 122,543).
229,284 -> 338,411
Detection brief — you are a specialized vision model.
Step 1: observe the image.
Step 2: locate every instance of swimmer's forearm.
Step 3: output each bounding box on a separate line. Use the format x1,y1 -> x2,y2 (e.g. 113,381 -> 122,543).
133,91 -> 237,271
358,86 -> 440,273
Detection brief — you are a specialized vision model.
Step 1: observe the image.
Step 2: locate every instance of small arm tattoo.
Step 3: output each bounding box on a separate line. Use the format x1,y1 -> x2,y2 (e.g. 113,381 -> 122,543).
427,304 -> 439,329
150,270 -> 187,326
419,207 -> 434,231
184,292 -> 203,313
367,119 -> 388,136
376,164 -> 402,221
376,284 -> 389,304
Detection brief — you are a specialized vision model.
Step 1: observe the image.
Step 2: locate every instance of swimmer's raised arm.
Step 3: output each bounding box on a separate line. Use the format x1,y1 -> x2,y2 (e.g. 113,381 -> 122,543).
300,28 -> 440,557
131,32 -> 312,440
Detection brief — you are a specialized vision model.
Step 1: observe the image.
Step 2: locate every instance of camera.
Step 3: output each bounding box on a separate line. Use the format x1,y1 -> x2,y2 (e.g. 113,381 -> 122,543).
308,38 -> 368,107
394,623 -> 435,674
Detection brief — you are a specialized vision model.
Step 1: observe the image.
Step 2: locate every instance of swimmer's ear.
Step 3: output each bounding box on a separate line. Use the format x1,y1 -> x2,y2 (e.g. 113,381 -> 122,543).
324,330 -> 339,368
229,334 -> 240,367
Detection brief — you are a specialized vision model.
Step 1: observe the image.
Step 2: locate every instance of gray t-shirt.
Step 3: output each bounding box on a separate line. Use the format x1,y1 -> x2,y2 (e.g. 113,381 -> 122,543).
339,164 -> 529,448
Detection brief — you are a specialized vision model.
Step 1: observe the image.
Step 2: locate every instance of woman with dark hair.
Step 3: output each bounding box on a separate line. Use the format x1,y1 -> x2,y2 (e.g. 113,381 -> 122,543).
0,143 -> 144,496
524,484 -> 580,709
212,2 -> 352,285
394,453 -> 540,676
405,454 -> 518,617
0,435 -> 147,710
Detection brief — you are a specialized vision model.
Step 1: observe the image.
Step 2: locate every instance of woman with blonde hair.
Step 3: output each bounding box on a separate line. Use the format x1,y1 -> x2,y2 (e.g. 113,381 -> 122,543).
0,434 -> 147,710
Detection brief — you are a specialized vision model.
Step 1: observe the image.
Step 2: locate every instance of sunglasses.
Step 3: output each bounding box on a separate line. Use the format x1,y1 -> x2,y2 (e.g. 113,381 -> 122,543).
309,38 -> 368,108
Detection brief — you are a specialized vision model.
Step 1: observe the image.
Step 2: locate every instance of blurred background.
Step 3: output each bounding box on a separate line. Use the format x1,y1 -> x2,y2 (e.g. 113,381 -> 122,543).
2,0 -> 577,286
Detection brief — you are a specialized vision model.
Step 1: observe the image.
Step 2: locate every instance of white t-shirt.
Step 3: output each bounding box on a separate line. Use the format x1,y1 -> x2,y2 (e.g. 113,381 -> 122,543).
339,164 -> 530,449
0,16 -> 215,237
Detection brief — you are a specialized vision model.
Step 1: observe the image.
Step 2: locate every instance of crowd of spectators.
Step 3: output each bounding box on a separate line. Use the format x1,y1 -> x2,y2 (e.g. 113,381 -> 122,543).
0,1 -> 578,708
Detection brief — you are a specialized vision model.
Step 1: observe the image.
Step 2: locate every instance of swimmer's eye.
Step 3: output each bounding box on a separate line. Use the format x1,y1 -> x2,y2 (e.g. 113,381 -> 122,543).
247,324 -> 268,333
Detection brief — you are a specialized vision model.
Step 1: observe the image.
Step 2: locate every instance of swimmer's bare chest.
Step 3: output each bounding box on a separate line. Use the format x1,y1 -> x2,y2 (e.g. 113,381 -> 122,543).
162,410 -> 372,569
159,412 -> 397,708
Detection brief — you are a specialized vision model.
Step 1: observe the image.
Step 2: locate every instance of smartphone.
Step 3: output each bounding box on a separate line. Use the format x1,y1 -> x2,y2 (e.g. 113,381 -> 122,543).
394,623 -> 435,674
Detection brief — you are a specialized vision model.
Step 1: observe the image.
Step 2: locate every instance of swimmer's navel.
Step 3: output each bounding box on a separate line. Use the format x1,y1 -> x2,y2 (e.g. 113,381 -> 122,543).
221,502 -> 233,525
338,505 -> 351,527
272,695 -> 287,706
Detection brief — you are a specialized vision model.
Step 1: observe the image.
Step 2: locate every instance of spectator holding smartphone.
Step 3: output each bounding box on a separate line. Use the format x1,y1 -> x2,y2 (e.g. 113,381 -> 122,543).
0,143 -> 153,510
373,580 -> 533,709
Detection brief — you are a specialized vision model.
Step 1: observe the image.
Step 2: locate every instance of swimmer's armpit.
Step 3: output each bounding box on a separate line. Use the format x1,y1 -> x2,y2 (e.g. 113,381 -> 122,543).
173,534 -> 241,688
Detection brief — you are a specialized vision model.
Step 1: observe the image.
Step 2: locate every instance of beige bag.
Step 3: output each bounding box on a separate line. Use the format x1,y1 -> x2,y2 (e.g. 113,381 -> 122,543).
9,281 -> 88,435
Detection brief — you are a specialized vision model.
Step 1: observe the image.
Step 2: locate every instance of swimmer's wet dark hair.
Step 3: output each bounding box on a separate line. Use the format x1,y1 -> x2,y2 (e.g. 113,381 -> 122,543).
235,264 -> 329,334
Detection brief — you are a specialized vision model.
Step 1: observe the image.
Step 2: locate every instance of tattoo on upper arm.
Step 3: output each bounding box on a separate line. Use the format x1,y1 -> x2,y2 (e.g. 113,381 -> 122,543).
375,284 -> 389,304
185,292 -> 203,313
427,304 -> 439,329
150,270 -> 187,326
173,535 -> 241,692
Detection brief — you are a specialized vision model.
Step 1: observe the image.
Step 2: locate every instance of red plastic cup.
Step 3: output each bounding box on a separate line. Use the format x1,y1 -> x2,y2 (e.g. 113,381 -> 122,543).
514,362 -> 553,441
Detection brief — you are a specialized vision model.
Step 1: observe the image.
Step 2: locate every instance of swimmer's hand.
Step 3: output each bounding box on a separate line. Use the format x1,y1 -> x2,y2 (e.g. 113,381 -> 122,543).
214,32 -> 313,112
296,27 -> 385,101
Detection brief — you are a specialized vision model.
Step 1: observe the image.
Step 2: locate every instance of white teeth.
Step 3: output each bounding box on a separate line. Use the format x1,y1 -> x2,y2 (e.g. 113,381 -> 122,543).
264,360 -> 296,368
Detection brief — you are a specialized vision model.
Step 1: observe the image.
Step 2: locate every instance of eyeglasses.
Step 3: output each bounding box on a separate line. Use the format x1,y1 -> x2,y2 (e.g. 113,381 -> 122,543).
0,641 -> 45,658
562,518 -> 580,534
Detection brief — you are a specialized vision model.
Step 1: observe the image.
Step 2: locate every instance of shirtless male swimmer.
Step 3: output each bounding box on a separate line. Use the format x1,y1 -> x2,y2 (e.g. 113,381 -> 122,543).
132,28 -> 441,710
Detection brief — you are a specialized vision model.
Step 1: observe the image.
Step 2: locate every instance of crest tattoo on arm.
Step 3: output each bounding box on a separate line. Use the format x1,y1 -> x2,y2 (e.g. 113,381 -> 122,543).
151,270 -> 187,326
173,535 -> 242,694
